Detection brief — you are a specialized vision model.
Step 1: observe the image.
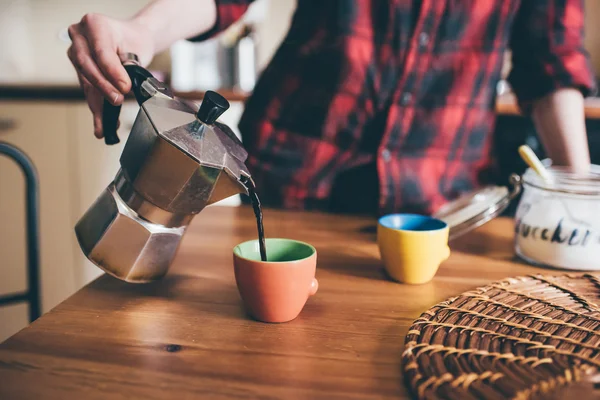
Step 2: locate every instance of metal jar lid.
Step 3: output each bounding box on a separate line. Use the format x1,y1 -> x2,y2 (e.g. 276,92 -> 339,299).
432,174 -> 522,240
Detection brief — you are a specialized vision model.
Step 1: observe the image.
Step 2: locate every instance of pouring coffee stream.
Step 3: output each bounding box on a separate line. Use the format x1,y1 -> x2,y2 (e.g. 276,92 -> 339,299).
241,176 -> 268,262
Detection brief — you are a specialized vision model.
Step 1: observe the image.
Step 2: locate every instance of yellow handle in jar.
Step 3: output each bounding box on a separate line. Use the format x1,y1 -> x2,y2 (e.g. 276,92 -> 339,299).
518,145 -> 552,183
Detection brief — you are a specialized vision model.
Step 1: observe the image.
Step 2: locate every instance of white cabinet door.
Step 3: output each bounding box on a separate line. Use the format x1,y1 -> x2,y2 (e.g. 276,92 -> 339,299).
0,101 -> 78,328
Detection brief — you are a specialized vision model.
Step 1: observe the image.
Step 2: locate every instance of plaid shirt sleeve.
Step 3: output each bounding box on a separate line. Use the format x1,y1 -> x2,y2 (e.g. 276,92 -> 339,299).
508,0 -> 597,113
189,0 -> 254,42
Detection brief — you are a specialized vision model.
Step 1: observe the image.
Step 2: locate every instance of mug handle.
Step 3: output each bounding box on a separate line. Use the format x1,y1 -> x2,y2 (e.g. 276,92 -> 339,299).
309,278 -> 319,296
441,246 -> 451,262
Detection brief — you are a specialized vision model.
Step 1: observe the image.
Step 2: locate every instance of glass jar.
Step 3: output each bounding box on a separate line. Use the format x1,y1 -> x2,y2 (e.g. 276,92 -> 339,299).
514,166 -> 600,270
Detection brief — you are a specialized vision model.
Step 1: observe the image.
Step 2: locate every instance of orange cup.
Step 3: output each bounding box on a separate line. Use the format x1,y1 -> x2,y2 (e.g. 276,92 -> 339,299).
233,238 -> 318,323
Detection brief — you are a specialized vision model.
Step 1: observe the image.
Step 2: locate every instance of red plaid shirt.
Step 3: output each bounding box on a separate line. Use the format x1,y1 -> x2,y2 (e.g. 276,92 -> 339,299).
195,0 -> 596,215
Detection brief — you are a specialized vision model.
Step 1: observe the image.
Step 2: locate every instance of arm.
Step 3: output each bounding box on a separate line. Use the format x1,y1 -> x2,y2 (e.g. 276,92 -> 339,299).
131,0 -> 219,54
531,89 -> 590,172
67,0 -> 253,138
133,0 -> 255,52
508,0 -> 597,173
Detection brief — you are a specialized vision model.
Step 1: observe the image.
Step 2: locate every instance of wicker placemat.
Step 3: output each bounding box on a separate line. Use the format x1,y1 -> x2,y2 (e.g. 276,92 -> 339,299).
402,274 -> 600,400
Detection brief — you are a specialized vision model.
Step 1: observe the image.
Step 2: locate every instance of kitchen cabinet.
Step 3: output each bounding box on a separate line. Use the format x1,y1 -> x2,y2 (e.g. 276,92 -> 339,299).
0,102 -> 76,303
0,100 -> 135,341
0,102 -> 77,340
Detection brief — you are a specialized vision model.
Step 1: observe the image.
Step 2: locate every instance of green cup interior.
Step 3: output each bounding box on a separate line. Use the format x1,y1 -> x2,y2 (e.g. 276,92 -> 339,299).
234,238 -> 315,262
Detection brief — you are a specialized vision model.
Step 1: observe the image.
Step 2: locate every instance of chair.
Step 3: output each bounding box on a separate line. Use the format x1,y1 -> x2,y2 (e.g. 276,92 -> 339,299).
0,142 -> 41,322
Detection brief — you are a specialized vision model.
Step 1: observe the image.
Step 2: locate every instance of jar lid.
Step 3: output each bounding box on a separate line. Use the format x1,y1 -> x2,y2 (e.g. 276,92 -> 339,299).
432,175 -> 521,240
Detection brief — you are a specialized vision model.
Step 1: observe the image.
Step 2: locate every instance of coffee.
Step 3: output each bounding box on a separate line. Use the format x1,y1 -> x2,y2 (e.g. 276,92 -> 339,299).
242,177 -> 267,262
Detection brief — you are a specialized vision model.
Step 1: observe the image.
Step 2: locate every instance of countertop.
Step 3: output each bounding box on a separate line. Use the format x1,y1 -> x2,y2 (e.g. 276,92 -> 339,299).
0,206 -> 549,399
0,84 -> 249,102
2,84 -> 600,118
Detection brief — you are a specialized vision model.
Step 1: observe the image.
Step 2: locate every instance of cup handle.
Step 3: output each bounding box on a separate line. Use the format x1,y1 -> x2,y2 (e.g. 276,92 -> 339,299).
441,246 -> 451,262
309,278 -> 318,296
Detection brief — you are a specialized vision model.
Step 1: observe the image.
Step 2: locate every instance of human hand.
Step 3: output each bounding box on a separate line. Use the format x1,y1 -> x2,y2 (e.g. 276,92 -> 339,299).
67,13 -> 154,138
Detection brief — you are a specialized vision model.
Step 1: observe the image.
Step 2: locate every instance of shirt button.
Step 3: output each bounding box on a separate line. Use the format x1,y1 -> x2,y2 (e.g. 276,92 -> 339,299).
400,92 -> 413,106
381,149 -> 391,162
418,32 -> 429,48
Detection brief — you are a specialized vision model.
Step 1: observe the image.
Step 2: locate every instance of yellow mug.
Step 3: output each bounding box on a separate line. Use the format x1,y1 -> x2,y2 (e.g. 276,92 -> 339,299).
377,214 -> 450,284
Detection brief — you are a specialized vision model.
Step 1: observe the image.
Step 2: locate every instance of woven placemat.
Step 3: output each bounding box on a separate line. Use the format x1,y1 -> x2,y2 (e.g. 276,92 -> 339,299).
402,273 -> 600,400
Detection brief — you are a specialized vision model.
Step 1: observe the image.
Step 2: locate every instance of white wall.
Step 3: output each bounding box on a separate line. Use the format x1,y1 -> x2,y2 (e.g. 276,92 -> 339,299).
0,0 -> 153,83
253,0 -> 295,70
0,0 -> 296,84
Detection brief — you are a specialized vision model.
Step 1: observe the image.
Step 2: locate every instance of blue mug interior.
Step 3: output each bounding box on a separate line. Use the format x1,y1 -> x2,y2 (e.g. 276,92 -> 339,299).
378,214 -> 447,232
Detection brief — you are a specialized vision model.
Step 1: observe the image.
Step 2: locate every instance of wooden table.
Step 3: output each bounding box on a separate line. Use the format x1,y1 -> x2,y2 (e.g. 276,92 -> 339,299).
0,206 -> 546,399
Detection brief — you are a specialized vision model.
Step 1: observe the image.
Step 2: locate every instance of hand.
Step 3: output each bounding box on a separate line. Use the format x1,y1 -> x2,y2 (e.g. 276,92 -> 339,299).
67,13 -> 155,138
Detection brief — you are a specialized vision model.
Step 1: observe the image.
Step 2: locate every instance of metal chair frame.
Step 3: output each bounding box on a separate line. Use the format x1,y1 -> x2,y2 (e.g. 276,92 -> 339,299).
0,142 -> 41,322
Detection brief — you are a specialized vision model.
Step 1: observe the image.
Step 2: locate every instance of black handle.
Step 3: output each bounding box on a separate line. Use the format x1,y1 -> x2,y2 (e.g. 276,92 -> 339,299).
196,90 -> 230,124
102,64 -> 154,145
102,101 -> 122,145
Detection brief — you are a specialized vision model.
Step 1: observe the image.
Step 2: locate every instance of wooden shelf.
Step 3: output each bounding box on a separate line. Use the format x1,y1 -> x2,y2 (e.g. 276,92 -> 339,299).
2,84 -> 599,119
174,89 -> 249,102
0,84 -> 250,103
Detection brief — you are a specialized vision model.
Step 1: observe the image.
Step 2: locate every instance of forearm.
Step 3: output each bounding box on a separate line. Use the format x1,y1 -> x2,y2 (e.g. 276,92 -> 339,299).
531,88 -> 590,173
131,0 -> 217,53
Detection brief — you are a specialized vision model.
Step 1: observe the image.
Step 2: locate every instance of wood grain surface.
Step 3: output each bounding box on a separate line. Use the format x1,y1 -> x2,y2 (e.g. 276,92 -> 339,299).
0,206 -> 549,399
